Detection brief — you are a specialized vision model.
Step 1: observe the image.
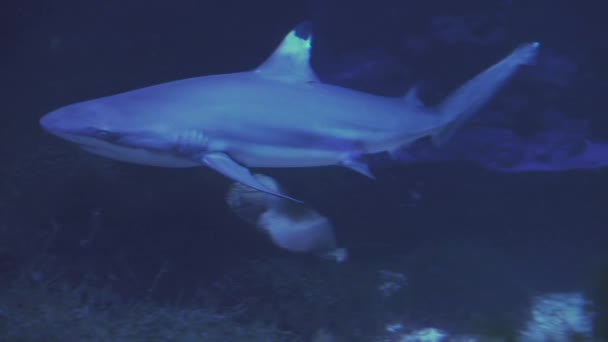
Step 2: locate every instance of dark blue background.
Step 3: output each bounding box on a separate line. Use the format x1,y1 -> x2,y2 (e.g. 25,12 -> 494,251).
2,0 -> 607,338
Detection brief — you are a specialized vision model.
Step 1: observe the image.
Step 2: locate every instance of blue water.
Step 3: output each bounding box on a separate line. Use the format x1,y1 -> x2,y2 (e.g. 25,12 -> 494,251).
2,0 -> 607,340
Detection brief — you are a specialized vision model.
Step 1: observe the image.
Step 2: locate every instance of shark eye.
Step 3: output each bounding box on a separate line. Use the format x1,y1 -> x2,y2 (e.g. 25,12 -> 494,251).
94,129 -> 122,142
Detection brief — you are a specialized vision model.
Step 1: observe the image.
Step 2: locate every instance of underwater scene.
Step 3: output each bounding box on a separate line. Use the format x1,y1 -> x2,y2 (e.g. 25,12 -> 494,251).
2,0 -> 607,341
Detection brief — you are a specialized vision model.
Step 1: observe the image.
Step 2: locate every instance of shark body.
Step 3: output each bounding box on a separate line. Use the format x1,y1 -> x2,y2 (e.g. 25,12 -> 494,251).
40,24 -> 539,201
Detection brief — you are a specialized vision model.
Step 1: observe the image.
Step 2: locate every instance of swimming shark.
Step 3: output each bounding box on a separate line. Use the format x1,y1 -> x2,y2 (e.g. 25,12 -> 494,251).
40,23 -> 539,202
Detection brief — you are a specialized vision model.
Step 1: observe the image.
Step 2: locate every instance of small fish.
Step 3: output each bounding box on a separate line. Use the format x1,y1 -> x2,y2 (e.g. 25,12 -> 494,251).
226,173 -> 347,262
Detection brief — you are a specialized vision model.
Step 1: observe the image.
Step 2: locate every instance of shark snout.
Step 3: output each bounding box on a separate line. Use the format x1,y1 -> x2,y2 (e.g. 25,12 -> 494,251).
40,107 -> 71,134
39,111 -> 58,133
40,104 -> 92,137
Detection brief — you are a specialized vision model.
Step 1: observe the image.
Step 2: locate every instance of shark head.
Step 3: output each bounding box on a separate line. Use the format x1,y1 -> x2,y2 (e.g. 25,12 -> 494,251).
40,100 -> 197,167
41,100 -> 119,146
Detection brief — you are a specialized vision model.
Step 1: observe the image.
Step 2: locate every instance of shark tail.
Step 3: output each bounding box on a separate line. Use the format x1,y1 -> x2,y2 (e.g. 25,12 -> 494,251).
431,42 -> 540,146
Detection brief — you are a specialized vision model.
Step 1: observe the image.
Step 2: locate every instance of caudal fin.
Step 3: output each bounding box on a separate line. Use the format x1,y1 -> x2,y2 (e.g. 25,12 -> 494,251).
432,42 -> 541,146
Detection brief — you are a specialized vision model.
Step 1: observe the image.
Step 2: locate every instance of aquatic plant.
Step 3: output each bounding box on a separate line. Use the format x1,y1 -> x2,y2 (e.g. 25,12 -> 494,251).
0,278 -> 298,341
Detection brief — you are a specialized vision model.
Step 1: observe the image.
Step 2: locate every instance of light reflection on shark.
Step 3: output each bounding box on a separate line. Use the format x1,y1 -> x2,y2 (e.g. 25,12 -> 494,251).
39,23 -> 539,201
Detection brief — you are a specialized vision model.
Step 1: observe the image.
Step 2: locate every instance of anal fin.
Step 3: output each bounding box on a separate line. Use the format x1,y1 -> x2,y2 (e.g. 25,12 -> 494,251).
341,156 -> 375,179
202,152 -> 303,203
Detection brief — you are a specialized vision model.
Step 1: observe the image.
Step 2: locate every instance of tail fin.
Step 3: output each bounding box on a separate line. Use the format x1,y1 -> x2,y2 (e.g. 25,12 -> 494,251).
432,42 -> 541,146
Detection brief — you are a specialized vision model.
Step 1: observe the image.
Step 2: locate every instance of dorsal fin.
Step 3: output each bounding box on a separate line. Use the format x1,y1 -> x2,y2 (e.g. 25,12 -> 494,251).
254,22 -> 319,83
403,85 -> 424,107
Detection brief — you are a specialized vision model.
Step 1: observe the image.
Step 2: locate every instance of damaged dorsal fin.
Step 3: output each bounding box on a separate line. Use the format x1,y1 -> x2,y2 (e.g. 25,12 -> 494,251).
255,22 -> 319,83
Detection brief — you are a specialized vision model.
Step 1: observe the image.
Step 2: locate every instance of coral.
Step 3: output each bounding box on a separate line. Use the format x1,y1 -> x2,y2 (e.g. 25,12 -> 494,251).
0,279 -> 298,342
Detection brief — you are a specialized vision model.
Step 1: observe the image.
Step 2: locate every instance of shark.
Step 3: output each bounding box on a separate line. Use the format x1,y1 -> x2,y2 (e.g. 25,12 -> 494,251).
40,23 -> 540,202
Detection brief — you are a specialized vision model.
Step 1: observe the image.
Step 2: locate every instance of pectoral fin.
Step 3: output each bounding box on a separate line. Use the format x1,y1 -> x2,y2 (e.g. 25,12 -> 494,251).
201,152 -> 303,203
